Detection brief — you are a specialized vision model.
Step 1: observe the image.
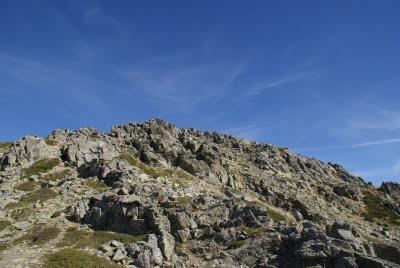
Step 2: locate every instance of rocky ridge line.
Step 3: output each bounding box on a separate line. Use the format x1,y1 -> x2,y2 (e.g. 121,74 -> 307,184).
0,119 -> 399,267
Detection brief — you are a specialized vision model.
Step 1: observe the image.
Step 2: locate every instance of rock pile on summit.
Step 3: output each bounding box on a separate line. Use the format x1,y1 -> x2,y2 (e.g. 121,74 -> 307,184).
0,119 -> 399,267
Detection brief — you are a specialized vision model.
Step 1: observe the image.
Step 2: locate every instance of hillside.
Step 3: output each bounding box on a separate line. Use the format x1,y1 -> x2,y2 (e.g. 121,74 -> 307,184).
0,119 -> 399,267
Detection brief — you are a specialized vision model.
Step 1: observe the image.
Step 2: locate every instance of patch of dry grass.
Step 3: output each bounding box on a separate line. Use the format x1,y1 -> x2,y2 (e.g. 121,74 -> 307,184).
58,227 -> 142,249
84,179 -> 110,193
14,225 -> 60,245
5,188 -> 58,209
43,169 -> 72,181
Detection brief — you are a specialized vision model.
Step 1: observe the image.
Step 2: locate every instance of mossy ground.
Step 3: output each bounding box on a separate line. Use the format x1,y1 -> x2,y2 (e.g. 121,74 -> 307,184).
23,158 -> 61,178
43,248 -> 121,268
58,227 -> 142,249
5,188 -> 58,209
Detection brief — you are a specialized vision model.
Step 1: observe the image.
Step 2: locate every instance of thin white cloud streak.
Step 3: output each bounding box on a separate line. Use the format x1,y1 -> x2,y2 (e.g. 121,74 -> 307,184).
352,138 -> 400,148
294,138 -> 400,151
246,71 -> 315,96
120,62 -> 247,111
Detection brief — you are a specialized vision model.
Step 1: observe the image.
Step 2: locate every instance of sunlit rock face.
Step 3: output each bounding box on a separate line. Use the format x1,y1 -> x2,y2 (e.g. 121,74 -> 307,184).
0,119 -> 399,267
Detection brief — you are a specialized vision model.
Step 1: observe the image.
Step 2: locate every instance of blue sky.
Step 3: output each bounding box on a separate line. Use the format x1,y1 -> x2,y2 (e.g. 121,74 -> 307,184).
1,1 -> 400,184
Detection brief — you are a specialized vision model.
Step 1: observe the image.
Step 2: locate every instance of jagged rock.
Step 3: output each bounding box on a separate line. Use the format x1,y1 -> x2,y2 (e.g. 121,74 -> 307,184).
328,221 -> 360,242
1,119 -> 400,268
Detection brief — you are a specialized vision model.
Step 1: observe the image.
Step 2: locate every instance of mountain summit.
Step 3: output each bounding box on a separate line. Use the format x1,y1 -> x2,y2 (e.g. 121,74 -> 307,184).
0,119 -> 399,267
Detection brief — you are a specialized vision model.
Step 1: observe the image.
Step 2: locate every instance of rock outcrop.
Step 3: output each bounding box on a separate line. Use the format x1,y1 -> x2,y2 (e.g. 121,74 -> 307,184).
0,119 -> 399,267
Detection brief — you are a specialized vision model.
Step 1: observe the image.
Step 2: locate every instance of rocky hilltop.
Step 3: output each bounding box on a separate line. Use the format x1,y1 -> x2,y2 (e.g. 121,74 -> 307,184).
0,119 -> 399,267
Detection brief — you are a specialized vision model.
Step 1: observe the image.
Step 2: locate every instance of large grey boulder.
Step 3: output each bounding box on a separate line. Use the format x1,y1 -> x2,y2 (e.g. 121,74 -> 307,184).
1,136 -> 59,169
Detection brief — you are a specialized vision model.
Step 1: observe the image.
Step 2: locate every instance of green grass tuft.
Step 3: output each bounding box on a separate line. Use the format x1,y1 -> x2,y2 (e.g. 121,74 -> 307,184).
265,205 -> 290,222
58,227 -> 142,249
362,191 -> 400,225
43,248 -> 121,268
14,225 -> 60,245
5,188 -> 58,209
23,158 -> 61,178
0,220 -> 11,232
84,179 -> 110,192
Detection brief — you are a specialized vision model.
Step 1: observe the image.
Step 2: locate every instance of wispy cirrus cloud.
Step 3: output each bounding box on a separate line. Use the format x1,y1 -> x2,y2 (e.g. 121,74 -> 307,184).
246,71 -> 316,96
352,138 -> 400,148
294,138 -> 400,151
119,61 -> 247,110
